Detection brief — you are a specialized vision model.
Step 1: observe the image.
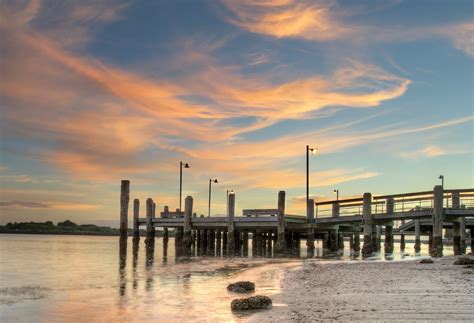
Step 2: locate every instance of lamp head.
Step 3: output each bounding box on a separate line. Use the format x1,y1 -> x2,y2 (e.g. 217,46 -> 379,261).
213,179 -> 218,183
184,163 -> 190,168
310,147 -> 319,155
439,175 -> 443,179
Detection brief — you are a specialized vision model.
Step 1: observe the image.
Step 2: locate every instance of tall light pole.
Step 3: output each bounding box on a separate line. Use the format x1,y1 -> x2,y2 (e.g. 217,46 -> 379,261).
179,161 -> 190,211
334,189 -> 339,201
306,145 -> 318,214
438,175 -> 444,188
208,178 -> 218,217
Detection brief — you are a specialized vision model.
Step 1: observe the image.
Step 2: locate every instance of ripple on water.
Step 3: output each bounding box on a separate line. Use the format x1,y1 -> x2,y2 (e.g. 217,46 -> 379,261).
0,286 -> 50,305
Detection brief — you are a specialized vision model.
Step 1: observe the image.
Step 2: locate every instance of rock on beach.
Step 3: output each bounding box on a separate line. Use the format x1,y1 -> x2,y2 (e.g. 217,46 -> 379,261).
231,295 -> 272,311
227,281 -> 255,293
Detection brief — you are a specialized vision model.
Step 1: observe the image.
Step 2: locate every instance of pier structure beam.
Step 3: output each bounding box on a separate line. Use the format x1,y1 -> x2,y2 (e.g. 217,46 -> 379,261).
120,180 -> 130,239
274,191 -> 287,256
133,198 -> 140,240
227,192 -> 236,256
361,192 -> 374,258
414,219 -> 421,254
242,231 -> 249,256
306,199 -> 315,257
182,196 -> 193,256
353,232 -> 361,257
431,185 -> 444,257
216,230 -> 222,256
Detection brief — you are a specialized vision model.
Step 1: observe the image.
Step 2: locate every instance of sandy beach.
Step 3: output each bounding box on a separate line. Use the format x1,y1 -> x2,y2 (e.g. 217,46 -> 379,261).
250,256 -> 474,322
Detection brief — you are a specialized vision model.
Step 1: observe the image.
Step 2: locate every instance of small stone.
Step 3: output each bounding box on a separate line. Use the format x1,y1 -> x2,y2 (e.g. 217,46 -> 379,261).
453,256 -> 474,265
231,295 -> 272,311
227,281 -> 255,293
420,258 -> 434,264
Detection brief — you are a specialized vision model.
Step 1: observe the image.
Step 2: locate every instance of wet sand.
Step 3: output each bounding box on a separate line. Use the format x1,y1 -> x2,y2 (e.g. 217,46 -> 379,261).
250,256 -> 474,322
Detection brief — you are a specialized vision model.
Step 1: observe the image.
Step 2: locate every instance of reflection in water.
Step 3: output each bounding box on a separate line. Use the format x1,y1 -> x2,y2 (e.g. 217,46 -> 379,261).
132,237 -> 139,290
119,236 -> 127,298
145,237 -> 155,291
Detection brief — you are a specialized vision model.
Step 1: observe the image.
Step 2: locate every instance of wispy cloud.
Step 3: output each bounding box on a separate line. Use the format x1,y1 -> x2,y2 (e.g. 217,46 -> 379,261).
400,144 -> 471,160
220,0 -> 360,41
0,200 -> 49,209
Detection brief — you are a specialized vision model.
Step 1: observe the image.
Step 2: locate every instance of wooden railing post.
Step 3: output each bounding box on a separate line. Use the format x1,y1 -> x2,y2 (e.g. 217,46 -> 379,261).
431,185 -> 444,257
274,191 -> 286,255
120,180 -> 130,239
227,192 -> 236,256
133,198 -> 140,239
361,192 -> 374,258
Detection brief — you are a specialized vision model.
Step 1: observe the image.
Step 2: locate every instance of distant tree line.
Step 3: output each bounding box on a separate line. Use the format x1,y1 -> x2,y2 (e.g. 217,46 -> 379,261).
0,220 -> 169,236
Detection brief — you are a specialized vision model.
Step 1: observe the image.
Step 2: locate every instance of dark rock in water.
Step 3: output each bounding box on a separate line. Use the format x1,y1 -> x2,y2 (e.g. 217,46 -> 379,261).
231,295 -> 272,311
420,258 -> 434,264
453,257 -> 474,265
227,281 -> 255,293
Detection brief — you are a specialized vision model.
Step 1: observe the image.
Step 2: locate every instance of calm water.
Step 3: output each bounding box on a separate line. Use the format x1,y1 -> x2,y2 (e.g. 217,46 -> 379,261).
0,234 -> 453,322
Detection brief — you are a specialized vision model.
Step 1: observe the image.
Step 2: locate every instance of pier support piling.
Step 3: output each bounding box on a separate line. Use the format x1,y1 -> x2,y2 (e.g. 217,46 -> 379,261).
431,185 -> 444,257
133,198 -> 140,240
182,196 -> 193,256
306,199 -> 315,257
216,230 -> 222,256
120,180 -> 130,239
274,191 -> 287,256
414,219 -> 421,254
227,193 -> 236,256
361,192 -> 374,258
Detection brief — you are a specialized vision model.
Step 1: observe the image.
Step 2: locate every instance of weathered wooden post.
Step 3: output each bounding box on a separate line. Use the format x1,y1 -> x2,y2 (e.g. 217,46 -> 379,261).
349,234 -> 354,255
431,185 -> 444,257
400,220 -> 406,252
266,232 -> 272,256
374,226 -> 381,253
209,229 -> 216,256
133,198 -> 140,240
146,198 -> 155,241
329,230 -> 338,253
384,197 -> 394,255
182,196 -> 193,256
202,229 -> 208,254
222,230 -> 228,256
337,232 -> 344,255
322,232 -> 329,254
460,218 -> 466,254
216,230 -> 222,256
252,230 -> 258,256
353,231 -> 360,257
451,192 -> 462,255
361,192 -> 374,258
307,199 -> 315,257
332,202 -> 340,217
227,192 -> 236,256
414,219 -> 421,254
274,191 -> 286,255
120,180 -> 130,239
242,231 -> 249,256
196,229 -> 201,255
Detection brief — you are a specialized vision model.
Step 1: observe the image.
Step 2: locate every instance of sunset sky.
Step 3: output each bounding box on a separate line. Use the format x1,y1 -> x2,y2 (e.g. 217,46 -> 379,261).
0,0 -> 473,226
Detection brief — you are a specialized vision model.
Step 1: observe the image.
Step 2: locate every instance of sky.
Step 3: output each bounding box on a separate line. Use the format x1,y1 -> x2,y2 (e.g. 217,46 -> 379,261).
0,0 -> 473,227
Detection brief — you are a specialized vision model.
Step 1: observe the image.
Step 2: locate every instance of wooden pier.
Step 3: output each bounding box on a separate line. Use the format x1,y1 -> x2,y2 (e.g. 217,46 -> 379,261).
119,180 -> 474,258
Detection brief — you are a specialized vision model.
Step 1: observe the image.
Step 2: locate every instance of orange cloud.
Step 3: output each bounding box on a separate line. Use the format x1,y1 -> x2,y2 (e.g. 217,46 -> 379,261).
220,0 -> 360,41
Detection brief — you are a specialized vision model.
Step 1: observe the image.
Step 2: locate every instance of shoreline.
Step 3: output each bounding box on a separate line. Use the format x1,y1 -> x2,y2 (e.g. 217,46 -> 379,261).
248,256 -> 474,322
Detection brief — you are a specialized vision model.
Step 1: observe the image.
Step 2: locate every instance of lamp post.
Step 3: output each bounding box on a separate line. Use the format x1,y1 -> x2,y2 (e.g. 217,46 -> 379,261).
306,145 -> 318,214
208,178 -> 218,217
334,189 -> 339,201
438,175 -> 444,188
179,161 -> 190,211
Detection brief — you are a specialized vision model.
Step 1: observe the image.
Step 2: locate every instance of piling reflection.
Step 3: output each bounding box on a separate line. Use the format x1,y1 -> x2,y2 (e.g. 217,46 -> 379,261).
145,237 -> 155,291
132,237 -> 139,290
118,236 -> 127,298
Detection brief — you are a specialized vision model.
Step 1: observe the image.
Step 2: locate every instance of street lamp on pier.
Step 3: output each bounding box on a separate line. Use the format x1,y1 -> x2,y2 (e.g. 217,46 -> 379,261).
179,161 -> 190,211
208,178 -> 219,217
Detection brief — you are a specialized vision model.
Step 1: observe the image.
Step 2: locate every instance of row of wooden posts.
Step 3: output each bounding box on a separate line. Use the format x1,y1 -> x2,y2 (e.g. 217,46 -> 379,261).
120,181 -> 472,258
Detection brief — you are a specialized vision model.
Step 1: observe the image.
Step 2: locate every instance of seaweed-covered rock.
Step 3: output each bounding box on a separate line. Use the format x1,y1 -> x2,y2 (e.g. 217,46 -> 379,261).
227,281 -> 255,293
231,295 -> 272,311
453,256 -> 474,265
420,258 -> 434,264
